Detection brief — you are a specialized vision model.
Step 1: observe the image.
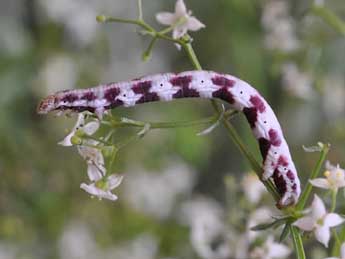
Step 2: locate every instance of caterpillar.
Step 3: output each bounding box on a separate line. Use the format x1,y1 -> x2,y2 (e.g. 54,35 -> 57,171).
37,70 -> 301,208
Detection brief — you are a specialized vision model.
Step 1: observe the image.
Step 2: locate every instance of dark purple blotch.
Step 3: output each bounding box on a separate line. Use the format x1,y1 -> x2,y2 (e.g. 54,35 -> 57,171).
258,137 -> 271,161
269,129 -> 281,146
81,92 -> 97,101
211,76 -> 235,87
104,87 -> 120,103
170,76 -> 199,98
212,87 -> 235,104
250,95 -> 266,113
243,107 -> 257,128
132,81 -> 158,103
61,94 -> 78,103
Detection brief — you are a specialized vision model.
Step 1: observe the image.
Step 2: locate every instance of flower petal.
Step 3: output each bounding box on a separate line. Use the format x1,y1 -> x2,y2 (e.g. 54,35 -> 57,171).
326,160 -> 337,171
311,194 -> 326,219
340,242 -> 345,258
87,164 -> 105,181
186,17 -> 205,31
324,213 -> 344,228
156,12 -> 176,25
309,178 -> 331,189
83,121 -> 100,135
173,27 -> 188,39
267,242 -> 291,258
107,174 -> 123,189
58,114 -> 85,146
175,0 -> 187,16
293,216 -> 315,231
58,132 -> 74,146
80,183 -> 118,201
315,225 -> 331,247
80,182 -> 99,196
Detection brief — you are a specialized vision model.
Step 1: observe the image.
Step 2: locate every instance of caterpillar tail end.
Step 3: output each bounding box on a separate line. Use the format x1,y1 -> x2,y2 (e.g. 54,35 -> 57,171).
276,192 -> 298,209
37,95 -> 57,114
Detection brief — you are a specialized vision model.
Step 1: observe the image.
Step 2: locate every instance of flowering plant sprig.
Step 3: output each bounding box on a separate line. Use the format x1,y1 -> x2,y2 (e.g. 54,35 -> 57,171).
48,1 -> 345,258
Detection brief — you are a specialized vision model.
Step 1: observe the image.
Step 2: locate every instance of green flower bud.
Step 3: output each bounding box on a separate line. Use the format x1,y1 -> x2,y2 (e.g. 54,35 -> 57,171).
71,135 -> 82,145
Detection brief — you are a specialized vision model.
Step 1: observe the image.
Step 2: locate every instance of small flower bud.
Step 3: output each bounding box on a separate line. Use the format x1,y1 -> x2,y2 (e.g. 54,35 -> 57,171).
71,135 -> 82,145
96,15 -> 107,23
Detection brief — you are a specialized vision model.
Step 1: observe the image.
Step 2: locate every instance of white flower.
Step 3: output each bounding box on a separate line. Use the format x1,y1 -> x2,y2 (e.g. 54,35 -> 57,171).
250,236 -> 291,259
180,197 -> 232,259
310,161 -> 345,191
325,243 -> 345,259
293,194 -> 344,247
59,113 -> 100,146
281,63 -> 314,100
242,172 -> 267,204
247,207 -> 274,242
80,174 -> 123,201
77,140 -> 105,182
156,0 -> 205,39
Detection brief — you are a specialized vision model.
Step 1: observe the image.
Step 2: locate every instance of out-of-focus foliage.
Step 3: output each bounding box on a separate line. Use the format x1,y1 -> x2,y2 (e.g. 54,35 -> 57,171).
0,0 -> 344,258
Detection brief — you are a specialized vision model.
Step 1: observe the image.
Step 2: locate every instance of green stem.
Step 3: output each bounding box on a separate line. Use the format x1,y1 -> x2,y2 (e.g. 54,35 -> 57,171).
106,111 -> 238,130
142,37 -> 158,61
137,0 -> 143,21
333,227 -> 345,256
296,144 -> 330,210
312,5 -> 345,35
331,189 -> 338,212
290,226 -> 306,259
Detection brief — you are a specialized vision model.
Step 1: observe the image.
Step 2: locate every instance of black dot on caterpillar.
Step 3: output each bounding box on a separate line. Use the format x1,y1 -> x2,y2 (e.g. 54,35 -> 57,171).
160,83 -> 163,87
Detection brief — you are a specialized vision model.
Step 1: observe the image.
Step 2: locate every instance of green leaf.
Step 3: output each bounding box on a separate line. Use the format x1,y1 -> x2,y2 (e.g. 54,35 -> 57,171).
290,226 -> 306,259
279,224 -> 290,243
250,218 -> 285,231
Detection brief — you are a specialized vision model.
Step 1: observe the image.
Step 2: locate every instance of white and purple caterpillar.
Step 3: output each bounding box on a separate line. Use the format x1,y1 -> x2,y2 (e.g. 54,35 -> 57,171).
37,70 -> 301,208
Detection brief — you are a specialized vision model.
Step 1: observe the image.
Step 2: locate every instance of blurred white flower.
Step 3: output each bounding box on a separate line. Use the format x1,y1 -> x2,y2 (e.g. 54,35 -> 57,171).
59,222 -> 101,259
250,236 -> 291,259
0,19 -> 32,57
77,140 -> 105,182
242,172 -> 266,204
310,161 -> 345,191
38,0 -> 99,46
123,161 -> 195,219
325,243 -> 345,259
261,1 -> 300,52
293,194 -> 344,247
156,0 -> 205,39
322,75 -> 345,119
247,207 -> 274,242
80,174 -> 123,201
180,197 -> 232,259
38,55 -> 78,95
105,233 -> 158,259
281,63 -> 314,100
59,113 -> 100,147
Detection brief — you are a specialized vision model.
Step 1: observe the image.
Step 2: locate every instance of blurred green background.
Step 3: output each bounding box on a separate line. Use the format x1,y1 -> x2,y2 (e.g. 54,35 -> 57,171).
0,0 -> 344,258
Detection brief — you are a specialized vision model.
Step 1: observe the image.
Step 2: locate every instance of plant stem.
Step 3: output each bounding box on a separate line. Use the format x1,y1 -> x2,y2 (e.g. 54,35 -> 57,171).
290,226 -> 306,259
331,189 -> 338,212
181,42 -> 280,201
137,0 -> 143,21
296,143 -> 330,210
106,111 -> 238,130
312,5 -> 345,35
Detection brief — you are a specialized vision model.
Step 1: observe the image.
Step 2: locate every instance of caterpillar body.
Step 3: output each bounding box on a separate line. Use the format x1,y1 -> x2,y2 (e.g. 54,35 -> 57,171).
37,70 -> 301,208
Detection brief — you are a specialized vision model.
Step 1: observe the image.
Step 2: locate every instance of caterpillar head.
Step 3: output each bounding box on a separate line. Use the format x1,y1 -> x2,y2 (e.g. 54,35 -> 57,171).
37,95 -> 58,114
